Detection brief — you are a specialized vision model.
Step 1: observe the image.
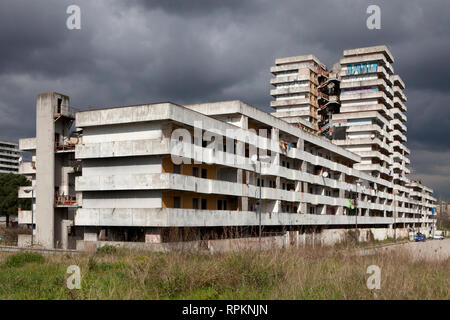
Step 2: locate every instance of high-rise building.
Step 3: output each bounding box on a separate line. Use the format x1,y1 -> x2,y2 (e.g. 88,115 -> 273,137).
0,140 -> 20,174
270,55 -> 328,134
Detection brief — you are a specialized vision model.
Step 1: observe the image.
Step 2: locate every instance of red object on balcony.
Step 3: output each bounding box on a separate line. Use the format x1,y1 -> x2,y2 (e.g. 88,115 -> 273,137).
55,143 -> 76,152
55,195 -> 77,206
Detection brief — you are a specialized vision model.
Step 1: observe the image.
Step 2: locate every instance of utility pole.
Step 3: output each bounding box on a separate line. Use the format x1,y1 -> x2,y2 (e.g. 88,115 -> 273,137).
393,189 -> 397,242
258,161 -> 262,250
24,187 -> 34,246
251,154 -> 263,251
354,180 -> 362,245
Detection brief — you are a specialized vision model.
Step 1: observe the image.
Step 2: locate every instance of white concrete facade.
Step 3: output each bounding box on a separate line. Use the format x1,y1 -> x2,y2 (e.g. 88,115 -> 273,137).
16,46 -> 437,249
0,140 -> 20,174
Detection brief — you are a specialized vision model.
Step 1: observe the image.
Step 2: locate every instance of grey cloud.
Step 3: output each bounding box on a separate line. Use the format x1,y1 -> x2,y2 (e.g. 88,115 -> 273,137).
0,0 -> 449,199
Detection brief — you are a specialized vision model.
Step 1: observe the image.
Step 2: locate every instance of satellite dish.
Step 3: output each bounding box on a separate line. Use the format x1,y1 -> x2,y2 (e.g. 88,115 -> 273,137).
250,154 -> 258,163
322,171 -> 329,178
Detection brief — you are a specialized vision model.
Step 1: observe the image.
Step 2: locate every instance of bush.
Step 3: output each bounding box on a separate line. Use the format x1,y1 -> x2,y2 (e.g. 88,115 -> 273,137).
4,252 -> 45,268
96,245 -> 118,255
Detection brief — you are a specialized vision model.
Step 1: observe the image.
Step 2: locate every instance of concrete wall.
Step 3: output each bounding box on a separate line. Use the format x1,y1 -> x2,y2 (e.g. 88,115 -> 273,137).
75,226 -> 417,253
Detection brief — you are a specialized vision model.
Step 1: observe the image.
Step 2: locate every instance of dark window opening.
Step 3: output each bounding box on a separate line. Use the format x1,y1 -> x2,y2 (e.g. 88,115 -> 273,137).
173,165 -> 181,174
57,98 -> 62,114
193,167 -> 199,177
201,199 -> 207,210
173,197 -> 181,208
201,168 -> 207,179
193,198 -> 199,209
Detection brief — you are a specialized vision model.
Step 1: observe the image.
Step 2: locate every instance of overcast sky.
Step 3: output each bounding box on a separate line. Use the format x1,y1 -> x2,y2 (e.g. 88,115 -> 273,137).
0,0 -> 449,200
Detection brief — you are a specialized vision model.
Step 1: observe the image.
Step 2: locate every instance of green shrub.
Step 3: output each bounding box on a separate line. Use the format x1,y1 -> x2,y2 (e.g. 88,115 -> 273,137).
96,245 -> 118,255
4,252 -> 45,268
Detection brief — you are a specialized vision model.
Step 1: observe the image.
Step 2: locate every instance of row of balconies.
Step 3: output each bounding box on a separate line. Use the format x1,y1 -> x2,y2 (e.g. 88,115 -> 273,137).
270,73 -> 312,85
393,97 -> 407,112
393,86 -> 407,102
74,134 -> 418,204
391,141 -> 410,155
392,107 -> 407,122
391,119 -> 407,132
270,84 -> 312,97
75,172 -> 429,213
391,129 -> 407,142
74,207 -> 435,228
270,97 -> 313,108
340,53 -> 394,75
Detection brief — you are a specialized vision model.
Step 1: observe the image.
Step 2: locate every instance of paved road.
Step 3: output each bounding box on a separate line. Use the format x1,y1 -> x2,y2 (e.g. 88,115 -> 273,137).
360,238 -> 450,261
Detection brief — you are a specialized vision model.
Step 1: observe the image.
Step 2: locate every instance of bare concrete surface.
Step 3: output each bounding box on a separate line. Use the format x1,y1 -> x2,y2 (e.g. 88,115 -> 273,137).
360,238 -> 450,261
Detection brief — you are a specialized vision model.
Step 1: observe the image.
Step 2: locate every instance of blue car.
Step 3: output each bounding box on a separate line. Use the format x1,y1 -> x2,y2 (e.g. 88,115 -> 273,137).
414,233 -> 426,242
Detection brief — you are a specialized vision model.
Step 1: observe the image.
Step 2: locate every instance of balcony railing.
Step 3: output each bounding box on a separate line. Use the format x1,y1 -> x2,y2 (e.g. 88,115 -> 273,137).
54,195 -> 77,207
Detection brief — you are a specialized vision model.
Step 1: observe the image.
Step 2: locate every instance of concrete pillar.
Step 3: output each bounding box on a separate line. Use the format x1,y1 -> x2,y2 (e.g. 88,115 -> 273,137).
237,169 -> 248,211
61,219 -> 73,250
35,93 -> 56,249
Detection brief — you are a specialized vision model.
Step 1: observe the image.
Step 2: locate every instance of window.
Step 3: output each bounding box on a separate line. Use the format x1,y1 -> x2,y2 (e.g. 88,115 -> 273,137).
201,199 -> 207,210
217,200 -> 223,210
223,200 -> 227,210
287,162 -> 290,169
57,98 -> 62,113
201,168 -> 207,179
173,197 -> 181,208
193,167 -> 199,177
193,198 -> 199,209
173,165 -> 181,174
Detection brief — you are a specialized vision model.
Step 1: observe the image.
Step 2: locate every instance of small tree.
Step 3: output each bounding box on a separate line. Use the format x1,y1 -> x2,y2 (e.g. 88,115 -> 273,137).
0,173 -> 31,226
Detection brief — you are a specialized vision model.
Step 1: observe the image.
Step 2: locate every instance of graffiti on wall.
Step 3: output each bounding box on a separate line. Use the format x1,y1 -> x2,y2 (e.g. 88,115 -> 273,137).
346,62 -> 378,75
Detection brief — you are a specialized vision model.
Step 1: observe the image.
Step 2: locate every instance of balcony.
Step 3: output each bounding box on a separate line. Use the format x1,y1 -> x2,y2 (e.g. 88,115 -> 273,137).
18,210 -> 33,224
55,143 -> 76,153
18,186 -> 34,199
19,137 -> 36,151
54,105 -> 76,120
18,162 -> 36,175
55,195 -> 78,207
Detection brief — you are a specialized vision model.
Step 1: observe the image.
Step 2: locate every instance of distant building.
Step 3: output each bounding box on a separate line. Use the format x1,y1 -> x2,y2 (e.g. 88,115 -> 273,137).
0,140 -> 20,174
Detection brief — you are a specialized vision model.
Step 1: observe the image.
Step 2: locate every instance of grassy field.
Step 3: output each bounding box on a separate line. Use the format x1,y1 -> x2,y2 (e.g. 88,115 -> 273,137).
0,245 -> 448,300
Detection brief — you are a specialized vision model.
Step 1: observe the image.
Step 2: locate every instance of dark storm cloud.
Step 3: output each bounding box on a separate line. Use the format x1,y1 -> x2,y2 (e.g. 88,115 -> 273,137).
0,0 -> 449,198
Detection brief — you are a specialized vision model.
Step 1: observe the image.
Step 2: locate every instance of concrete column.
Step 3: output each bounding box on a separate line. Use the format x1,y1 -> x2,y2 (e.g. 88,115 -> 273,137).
237,169 -> 248,211
35,93 -> 56,249
61,219 -> 73,250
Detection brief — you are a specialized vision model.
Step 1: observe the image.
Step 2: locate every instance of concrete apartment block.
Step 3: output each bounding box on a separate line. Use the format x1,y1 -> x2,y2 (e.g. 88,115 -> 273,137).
16,46 -> 437,250
270,54 -> 329,134
0,140 -> 20,174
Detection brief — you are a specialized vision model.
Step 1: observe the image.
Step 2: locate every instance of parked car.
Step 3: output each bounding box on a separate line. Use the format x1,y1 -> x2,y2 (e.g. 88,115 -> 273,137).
429,234 -> 444,240
414,233 -> 426,242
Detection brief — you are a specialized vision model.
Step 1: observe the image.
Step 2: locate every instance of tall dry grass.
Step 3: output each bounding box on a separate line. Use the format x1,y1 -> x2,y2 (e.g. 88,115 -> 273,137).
0,245 -> 448,299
